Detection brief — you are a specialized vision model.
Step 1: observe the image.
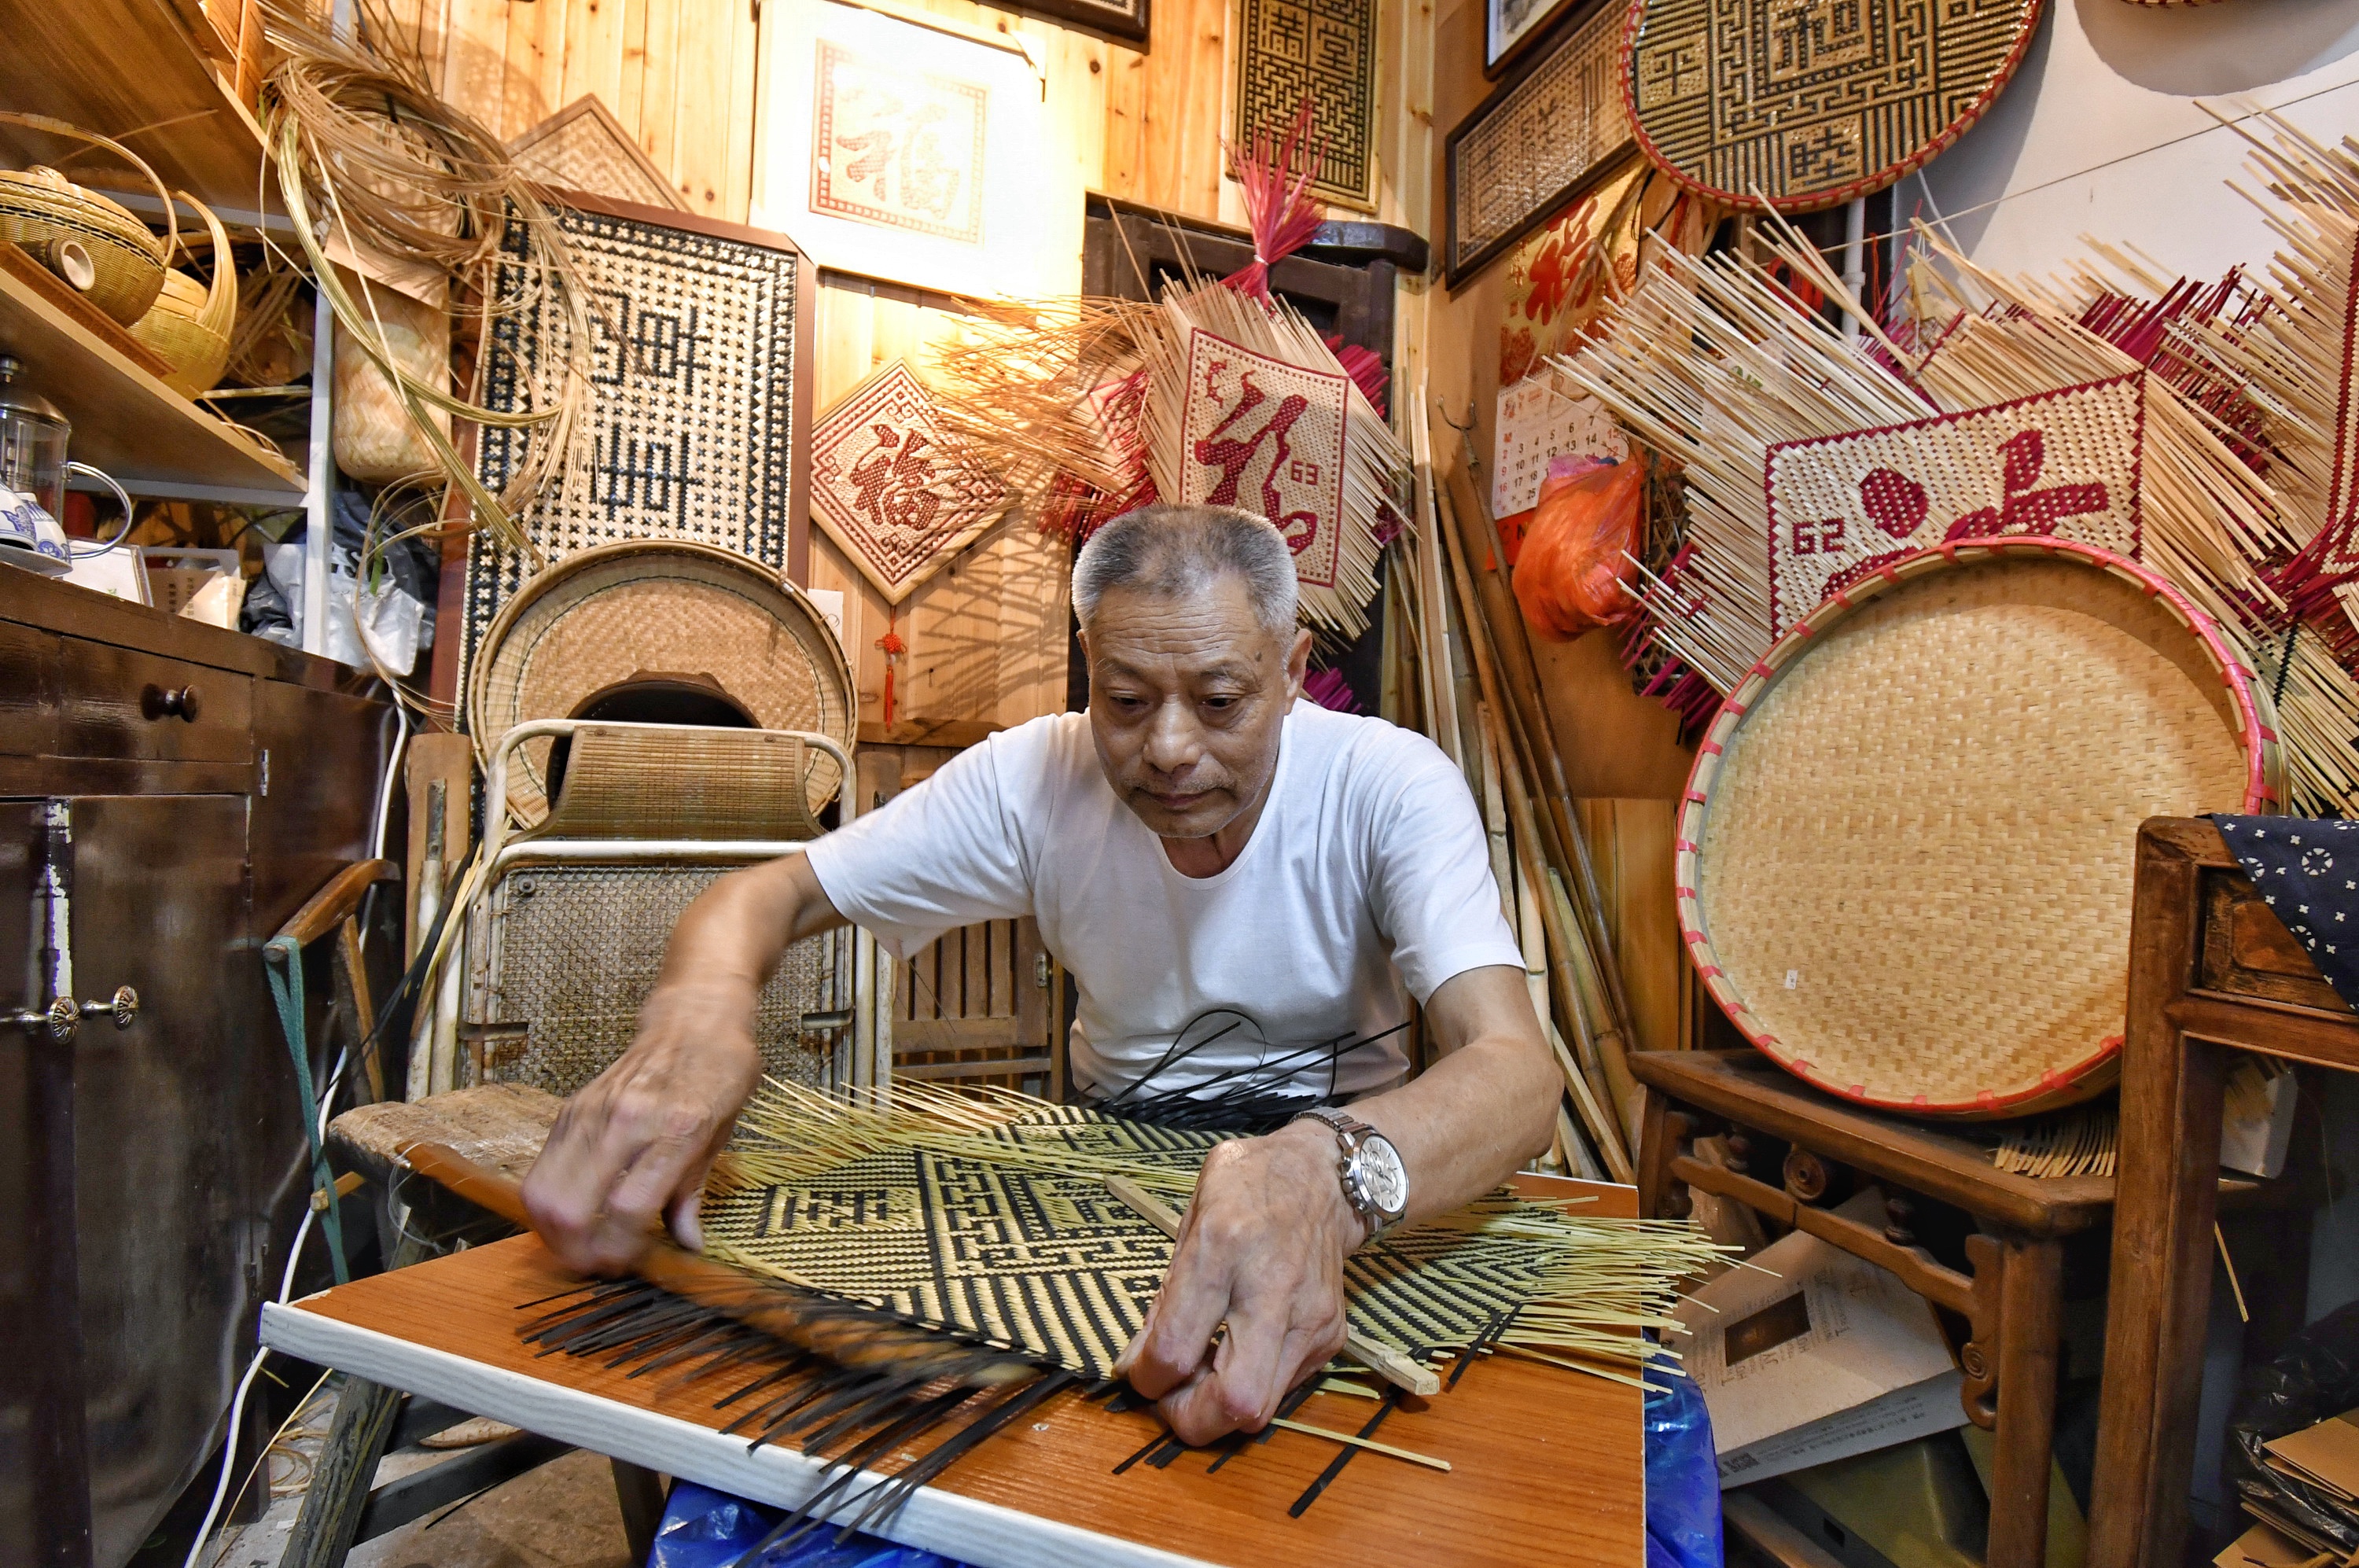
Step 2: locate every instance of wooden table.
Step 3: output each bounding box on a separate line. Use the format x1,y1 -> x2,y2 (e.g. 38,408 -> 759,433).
2089,819 -> 2359,1568
260,1181 -> 1646,1568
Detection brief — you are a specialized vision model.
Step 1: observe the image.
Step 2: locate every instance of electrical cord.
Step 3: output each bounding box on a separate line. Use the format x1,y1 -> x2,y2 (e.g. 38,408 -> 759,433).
182,690 -> 411,1568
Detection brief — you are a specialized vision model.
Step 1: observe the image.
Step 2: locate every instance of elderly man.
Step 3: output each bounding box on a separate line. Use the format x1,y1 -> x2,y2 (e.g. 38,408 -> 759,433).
524,504 -> 1559,1445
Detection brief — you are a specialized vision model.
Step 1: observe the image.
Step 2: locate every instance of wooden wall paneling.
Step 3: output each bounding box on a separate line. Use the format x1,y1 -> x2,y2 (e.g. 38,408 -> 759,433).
629,0 -> 683,189
560,0 -> 631,123
498,0 -> 567,139
437,0 -> 511,125
721,0 -> 760,222
1573,799 -> 1680,1060
667,0 -> 744,213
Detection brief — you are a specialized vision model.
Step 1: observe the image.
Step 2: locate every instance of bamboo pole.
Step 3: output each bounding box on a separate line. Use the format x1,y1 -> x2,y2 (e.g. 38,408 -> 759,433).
1432,473 -> 1641,1149
1437,456 -> 1644,1058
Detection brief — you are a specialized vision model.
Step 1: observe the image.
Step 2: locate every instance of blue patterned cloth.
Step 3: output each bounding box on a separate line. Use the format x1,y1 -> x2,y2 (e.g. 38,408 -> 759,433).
2211,815 -> 2359,1009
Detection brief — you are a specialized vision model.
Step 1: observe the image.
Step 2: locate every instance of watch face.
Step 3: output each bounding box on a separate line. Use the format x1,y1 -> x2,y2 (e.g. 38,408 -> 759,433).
1357,1134 -> 1408,1218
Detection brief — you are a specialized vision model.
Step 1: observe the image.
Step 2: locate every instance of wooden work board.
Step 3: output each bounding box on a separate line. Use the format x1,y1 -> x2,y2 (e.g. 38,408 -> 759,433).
262,1180 -> 1646,1568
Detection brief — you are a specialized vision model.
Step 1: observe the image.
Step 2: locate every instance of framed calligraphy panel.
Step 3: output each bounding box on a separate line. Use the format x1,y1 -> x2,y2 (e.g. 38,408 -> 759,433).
1176,332 -> 1351,591
1233,0 -> 1382,212
1444,0 -> 1633,286
809,359 -> 1014,603
462,192 -> 815,703
753,1 -> 1079,300
1763,376 -> 2147,637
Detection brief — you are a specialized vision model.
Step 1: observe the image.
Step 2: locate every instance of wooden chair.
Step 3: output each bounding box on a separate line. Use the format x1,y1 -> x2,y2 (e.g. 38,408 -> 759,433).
1632,1048 -> 2274,1568
2088,819 -> 2359,1568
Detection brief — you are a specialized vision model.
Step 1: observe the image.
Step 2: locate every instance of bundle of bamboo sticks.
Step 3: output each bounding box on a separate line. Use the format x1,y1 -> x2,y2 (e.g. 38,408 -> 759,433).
1382,380 -> 1649,1183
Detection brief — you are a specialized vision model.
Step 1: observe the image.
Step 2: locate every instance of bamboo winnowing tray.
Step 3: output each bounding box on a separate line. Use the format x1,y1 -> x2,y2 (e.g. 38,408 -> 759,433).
259,1177 -> 1643,1568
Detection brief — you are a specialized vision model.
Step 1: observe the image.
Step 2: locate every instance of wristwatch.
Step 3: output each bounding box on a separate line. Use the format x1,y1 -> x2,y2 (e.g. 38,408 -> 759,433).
1291,1106 -> 1409,1239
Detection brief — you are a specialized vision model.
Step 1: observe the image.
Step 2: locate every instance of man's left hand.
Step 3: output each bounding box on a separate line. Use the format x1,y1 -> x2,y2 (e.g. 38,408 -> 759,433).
1113,1118 -> 1362,1444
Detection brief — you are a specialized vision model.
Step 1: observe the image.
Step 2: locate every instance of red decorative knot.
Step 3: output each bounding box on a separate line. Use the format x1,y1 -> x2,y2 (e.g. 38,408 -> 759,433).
876,612 -> 908,727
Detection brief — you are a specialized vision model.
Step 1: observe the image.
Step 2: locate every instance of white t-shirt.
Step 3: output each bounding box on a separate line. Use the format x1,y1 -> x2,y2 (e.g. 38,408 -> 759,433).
803,702 -> 1522,1099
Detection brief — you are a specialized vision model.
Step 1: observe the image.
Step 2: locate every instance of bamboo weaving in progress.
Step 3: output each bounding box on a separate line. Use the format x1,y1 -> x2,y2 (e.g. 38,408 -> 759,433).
263,1176 -> 1662,1568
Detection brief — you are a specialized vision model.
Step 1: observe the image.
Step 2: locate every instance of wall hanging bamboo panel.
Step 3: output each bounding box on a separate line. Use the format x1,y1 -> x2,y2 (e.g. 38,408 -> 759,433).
1621,0 -> 2043,212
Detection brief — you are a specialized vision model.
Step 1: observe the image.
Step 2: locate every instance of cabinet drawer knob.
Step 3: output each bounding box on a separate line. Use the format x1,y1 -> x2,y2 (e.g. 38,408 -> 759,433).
142,683 -> 202,722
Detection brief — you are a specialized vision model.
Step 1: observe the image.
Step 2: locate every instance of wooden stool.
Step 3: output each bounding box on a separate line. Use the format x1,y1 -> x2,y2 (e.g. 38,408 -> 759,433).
1632,1049 -> 2265,1568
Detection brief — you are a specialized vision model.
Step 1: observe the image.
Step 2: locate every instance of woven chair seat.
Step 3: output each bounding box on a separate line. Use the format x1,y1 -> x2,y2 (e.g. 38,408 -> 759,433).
528,724 -> 826,843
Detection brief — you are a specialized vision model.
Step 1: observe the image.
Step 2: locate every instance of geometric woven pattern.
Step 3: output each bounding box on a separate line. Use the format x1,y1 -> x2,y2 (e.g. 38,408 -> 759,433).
1178,330 -> 1351,591
1234,0 -> 1381,212
465,201 -> 804,692
1764,375 -> 2146,637
509,97 -> 686,212
705,1106 -> 1552,1382
1623,0 -> 2043,212
1680,539 -> 2273,1119
808,359 -> 1011,604
1449,0 -> 1631,282
472,866 -> 845,1095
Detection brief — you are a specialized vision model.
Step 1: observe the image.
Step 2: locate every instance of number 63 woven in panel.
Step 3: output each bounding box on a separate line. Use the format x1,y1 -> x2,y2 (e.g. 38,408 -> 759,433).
464,192 -> 815,705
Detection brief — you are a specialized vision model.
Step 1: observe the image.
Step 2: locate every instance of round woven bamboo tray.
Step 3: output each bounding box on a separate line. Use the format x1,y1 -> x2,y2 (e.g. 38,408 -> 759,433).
470,540 -> 856,828
1677,537 -> 2280,1117
0,112 -> 175,325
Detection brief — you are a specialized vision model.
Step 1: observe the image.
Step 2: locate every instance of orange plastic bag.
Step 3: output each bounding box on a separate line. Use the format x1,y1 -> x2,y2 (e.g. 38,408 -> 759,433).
1513,451 -> 1647,640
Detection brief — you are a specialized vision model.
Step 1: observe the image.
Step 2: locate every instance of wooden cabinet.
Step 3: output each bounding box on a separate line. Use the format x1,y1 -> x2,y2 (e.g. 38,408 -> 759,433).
0,566 -> 389,1568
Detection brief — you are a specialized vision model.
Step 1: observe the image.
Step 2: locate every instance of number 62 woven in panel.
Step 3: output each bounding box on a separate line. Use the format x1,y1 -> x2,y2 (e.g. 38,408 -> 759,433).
1621,0 -> 2043,212
464,193 -> 813,705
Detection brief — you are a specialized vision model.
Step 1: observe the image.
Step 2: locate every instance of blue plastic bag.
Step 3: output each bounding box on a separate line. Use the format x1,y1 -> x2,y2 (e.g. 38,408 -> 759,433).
1645,1371 -> 1723,1568
646,1478 -> 971,1568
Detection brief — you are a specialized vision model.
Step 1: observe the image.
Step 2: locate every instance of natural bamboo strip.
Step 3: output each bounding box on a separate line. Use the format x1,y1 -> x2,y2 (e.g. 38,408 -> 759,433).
1266,1418 -> 1452,1472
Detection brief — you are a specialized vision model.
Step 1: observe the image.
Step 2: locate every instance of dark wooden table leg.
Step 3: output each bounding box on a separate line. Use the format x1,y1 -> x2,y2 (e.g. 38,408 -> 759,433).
611,1459 -> 668,1562
277,1377 -> 406,1568
1636,1084 -> 1675,1219
1986,1235 -> 2064,1568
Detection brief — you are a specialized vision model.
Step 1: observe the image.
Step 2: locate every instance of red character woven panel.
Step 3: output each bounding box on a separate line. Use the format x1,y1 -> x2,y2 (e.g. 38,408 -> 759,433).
810,42 -> 988,244
1764,375 -> 2146,637
810,359 -> 1011,604
1178,330 -> 1350,590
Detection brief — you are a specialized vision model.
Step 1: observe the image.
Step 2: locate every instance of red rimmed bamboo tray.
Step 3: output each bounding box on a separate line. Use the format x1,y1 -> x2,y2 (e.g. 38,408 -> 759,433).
1676,537 -> 2281,1117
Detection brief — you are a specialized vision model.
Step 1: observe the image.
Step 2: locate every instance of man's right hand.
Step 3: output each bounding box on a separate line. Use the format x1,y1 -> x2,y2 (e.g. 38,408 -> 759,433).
520,979 -> 764,1274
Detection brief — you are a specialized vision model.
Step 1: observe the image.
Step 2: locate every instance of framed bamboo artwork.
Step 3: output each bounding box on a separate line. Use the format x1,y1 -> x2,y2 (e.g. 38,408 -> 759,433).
1444,0 -> 1634,288
1014,0 -> 1150,44
464,193 -> 815,695
750,0 -> 1080,300
1232,0 -> 1382,212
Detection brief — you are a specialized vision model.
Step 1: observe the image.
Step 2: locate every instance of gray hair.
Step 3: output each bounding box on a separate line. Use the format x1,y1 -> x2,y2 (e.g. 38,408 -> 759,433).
1071,504 -> 1299,635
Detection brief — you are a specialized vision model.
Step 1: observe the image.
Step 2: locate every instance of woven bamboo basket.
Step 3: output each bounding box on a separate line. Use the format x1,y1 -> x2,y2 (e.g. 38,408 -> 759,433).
469,540 -> 856,830
0,112 -> 174,325
128,192 -> 237,395
1677,538 -> 2281,1117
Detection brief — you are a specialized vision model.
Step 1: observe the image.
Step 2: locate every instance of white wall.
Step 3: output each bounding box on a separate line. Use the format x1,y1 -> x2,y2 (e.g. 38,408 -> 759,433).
1916,0 -> 2359,285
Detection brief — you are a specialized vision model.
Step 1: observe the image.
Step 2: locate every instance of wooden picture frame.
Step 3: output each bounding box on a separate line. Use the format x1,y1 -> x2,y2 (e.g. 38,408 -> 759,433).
1010,0 -> 1150,45
1444,0 -> 1633,289
1486,0 -> 1580,76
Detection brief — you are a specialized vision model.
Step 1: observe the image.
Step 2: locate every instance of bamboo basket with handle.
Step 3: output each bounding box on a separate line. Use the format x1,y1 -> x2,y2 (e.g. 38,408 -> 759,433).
0,112 -> 175,326
129,191 -> 238,396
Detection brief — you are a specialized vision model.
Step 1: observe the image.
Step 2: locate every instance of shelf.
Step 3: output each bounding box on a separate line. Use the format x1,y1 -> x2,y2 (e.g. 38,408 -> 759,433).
0,0 -> 271,217
0,254 -> 304,500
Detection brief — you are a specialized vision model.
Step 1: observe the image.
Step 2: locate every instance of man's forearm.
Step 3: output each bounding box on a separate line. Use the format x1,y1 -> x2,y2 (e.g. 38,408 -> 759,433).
654,852 -> 841,997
